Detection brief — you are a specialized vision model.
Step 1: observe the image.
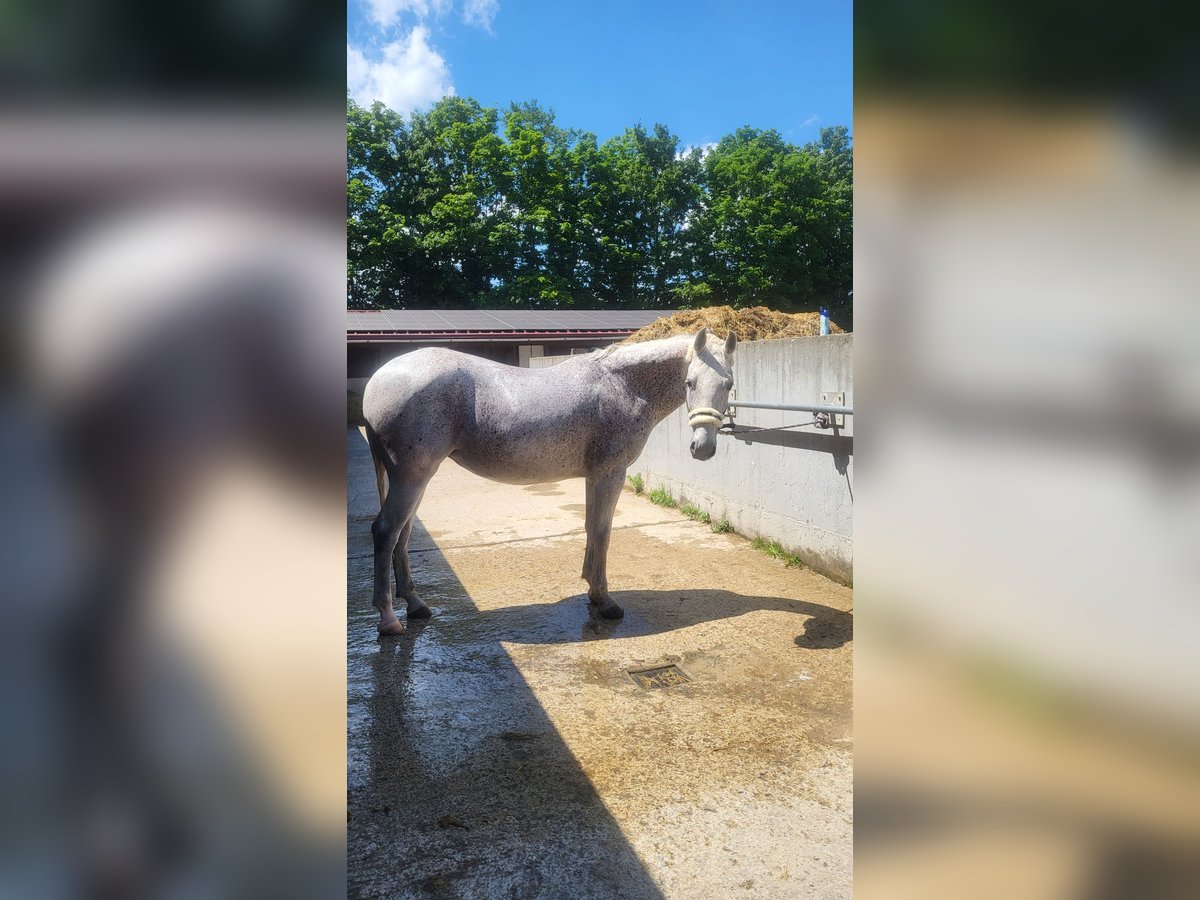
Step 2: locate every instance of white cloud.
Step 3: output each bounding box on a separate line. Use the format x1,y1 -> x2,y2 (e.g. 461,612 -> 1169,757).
802,114 -> 820,128
365,0 -> 492,29
366,0 -> 452,28
349,1 -> 496,110
347,26 -> 455,113
462,0 -> 499,31
347,43 -> 371,92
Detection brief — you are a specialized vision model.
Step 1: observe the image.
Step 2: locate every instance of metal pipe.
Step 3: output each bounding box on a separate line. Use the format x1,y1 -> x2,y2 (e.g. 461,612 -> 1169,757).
729,400 -> 853,416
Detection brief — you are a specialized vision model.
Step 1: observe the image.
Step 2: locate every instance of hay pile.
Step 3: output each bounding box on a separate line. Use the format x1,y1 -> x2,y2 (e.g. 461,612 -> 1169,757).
623,306 -> 846,344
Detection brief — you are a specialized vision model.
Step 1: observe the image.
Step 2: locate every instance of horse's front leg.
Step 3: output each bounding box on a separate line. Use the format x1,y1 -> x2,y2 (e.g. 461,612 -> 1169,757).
581,477 -> 596,582
583,469 -> 626,619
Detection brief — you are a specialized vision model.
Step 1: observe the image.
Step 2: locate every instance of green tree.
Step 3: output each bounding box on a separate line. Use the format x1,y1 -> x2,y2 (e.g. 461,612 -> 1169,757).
347,98 -> 422,308
804,125 -> 853,325
583,124 -> 699,308
347,96 -> 852,320
499,101 -> 590,307
407,97 -> 512,306
683,126 -> 851,316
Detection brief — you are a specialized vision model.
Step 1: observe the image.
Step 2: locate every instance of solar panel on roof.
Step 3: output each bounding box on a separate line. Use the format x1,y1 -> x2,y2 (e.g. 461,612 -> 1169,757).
405,312 -> 442,327
477,311 -> 510,327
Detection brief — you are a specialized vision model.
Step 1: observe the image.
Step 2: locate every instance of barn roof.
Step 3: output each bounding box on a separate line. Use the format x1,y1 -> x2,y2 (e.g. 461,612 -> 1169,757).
346,309 -> 672,343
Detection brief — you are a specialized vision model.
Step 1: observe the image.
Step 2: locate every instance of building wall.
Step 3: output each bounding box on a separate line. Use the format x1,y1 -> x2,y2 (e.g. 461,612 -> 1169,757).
533,335 -> 854,584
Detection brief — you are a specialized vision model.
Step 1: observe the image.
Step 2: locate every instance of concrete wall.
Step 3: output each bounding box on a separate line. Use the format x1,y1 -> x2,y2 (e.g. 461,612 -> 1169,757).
534,335 -> 854,584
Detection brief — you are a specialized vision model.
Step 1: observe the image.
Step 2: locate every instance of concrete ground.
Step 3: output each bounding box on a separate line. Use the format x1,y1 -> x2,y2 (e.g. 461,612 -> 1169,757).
347,428 -> 853,899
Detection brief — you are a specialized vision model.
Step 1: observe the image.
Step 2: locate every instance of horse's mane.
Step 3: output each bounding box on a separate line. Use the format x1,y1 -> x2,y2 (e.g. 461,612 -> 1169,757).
592,334 -> 691,364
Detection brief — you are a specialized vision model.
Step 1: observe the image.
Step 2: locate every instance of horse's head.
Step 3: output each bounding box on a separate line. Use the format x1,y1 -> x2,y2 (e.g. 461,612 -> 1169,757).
685,327 -> 737,461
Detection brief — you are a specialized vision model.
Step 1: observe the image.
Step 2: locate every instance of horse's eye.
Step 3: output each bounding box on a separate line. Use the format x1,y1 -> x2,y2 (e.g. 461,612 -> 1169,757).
725,378 -> 734,390
686,378 -> 695,389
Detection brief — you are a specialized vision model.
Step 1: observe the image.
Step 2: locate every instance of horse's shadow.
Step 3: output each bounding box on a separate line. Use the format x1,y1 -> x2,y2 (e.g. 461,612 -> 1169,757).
433,588 -> 852,650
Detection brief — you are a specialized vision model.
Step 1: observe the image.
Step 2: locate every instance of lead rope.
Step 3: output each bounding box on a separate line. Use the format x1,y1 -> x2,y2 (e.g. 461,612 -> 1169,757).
719,417 -> 821,435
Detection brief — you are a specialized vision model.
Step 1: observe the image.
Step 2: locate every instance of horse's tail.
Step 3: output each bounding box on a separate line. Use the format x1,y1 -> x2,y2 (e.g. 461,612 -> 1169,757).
364,422 -> 389,509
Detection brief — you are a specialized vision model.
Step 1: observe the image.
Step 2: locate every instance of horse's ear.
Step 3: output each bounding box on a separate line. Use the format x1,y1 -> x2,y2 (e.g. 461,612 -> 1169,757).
692,328 -> 708,353
724,330 -> 737,360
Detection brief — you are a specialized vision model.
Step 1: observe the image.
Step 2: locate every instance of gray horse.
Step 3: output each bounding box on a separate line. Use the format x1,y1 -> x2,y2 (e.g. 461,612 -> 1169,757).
362,327 -> 736,635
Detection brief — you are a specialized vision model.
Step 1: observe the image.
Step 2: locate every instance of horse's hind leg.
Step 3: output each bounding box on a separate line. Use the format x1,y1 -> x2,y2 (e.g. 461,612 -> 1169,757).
372,472 -> 433,635
393,503 -> 432,619
583,469 -> 627,619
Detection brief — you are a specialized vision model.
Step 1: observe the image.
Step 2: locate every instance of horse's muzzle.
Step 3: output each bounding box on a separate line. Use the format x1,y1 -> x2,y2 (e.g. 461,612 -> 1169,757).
690,427 -> 717,461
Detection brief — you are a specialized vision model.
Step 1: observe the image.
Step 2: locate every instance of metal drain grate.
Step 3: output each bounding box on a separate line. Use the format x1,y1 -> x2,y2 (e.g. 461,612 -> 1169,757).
628,665 -> 690,689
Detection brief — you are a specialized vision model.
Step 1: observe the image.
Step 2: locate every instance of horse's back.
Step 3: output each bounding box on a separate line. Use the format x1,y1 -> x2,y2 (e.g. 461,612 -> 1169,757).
365,347 -> 587,418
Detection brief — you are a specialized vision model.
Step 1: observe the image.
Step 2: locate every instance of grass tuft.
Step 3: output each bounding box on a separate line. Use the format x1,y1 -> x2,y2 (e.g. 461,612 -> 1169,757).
647,486 -> 677,509
635,488 -> 801,567
751,536 -> 805,568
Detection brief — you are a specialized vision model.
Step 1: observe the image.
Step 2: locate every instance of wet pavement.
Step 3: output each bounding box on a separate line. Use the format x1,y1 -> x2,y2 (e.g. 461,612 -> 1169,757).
347,428 -> 853,899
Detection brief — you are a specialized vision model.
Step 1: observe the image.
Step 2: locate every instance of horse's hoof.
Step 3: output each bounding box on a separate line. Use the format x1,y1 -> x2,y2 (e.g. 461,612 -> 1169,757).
378,619 -> 407,636
407,603 -> 432,619
598,600 -> 624,620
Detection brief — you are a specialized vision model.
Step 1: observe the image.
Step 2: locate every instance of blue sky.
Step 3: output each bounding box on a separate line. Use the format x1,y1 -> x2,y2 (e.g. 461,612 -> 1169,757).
348,0 -> 851,149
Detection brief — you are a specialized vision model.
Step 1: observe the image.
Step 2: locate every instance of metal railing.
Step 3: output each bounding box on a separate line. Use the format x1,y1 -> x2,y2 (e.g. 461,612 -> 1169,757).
728,400 -> 853,416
